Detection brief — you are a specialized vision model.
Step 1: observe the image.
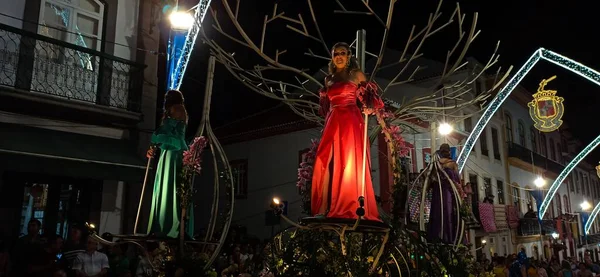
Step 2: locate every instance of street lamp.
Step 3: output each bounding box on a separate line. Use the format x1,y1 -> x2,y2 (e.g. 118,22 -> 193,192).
169,11 -> 194,30
534,176 -> 546,188
551,232 -> 559,239
581,200 -> 592,211
438,122 -> 453,136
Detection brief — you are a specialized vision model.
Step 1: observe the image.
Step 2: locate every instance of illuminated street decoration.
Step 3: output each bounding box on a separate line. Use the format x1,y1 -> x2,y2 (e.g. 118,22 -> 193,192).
586,202 -> 600,235
541,136 -> 600,220
528,75 -> 564,132
588,163 -> 600,234
457,49 -> 600,174
168,0 -> 212,90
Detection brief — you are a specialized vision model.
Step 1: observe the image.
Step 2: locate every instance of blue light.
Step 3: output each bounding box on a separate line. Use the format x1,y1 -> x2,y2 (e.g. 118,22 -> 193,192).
167,31 -> 187,90
169,0 -> 212,90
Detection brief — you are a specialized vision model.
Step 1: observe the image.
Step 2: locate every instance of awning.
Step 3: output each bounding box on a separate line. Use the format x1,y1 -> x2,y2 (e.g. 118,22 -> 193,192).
0,123 -> 147,182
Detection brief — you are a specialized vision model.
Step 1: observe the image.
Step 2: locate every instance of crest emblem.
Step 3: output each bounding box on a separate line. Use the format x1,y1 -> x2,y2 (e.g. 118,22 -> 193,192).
528,75 -> 564,132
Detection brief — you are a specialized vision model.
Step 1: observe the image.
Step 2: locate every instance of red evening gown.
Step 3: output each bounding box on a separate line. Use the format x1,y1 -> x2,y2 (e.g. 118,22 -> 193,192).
311,81 -> 381,222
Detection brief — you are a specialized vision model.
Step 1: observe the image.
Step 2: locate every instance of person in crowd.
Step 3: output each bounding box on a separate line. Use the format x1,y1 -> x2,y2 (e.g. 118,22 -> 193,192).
61,224 -> 87,276
72,237 -> 109,277
26,234 -> 64,277
11,219 -> 42,275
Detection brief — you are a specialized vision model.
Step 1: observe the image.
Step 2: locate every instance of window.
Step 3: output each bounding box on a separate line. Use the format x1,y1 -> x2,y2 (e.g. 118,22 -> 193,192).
539,133 -> 547,157
584,175 -> 589,196
39,0 -> 104,51
577,172 -> 583,193
480,128 -> 489,156
484,177 -> 492,199
230,159 -> 248,199
518,120 -> 526,146
496,180 -> 505,204
530,127 -> 538,153
475,81 -> 482,96
569,176 -> 574,192
512,185 -> 520,208
491,128 -> 501,160
469,174 -> 479,202
549,138 -> 556,161
464,117 -> 473,132
557,143 -> 563,163
564,195 -> 570,213
38,0 -> 104,71
505,112 -> 513,143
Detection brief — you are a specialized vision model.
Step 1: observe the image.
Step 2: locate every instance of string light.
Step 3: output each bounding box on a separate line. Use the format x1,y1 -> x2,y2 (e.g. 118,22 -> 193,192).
458,48 -> 600,173
456,49 -> 542,173
451,47 -> 600,220
585,200 -> 600,235
170,0 -> 212,90
539,134 -> 600,219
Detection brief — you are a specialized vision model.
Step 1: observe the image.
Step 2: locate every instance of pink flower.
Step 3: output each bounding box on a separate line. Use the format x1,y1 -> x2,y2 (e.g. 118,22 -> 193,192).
183,136 -> 207,174
296,139 -> 320,191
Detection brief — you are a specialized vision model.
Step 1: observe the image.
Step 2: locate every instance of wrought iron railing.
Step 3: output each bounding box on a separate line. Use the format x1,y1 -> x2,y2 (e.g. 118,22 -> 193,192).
0,22 -> 144,112
506,142 -> 565,175
517,218 -> 556,236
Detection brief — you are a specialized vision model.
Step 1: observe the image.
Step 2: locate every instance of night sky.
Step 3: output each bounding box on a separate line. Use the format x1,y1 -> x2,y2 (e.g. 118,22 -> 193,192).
178,0 -> 600,161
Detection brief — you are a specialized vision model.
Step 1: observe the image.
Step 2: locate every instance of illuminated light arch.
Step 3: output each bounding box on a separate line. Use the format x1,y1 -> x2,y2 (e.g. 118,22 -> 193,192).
585,201 -> 600,235
457,48 -> 600,174
454,48 -> 600,219
169,0 -> 213,90
540,135 -> 600,220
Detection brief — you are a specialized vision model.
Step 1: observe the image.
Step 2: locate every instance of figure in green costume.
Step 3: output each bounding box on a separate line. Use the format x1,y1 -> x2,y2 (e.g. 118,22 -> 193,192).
146,90 -> 194,238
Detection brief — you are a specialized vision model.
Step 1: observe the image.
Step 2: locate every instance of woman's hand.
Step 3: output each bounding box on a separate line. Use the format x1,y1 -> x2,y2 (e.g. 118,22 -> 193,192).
146,146 -> 156,159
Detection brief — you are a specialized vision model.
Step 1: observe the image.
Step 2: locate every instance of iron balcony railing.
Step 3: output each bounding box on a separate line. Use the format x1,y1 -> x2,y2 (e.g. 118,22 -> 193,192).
0,22 -> 144,112
506,142 -> 565,175
517,218 -> 556,236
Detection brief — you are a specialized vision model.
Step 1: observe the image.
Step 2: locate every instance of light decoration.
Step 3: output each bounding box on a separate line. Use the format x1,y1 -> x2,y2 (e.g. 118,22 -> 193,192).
438,122 -> 453,135
534,176 -> 546,188
528,75 -> 564,132
452,48 -> 600,220
168,0 -> 212,90
539,134 -> 600,219
586,200 -> 600,235
581,201 -> 592,211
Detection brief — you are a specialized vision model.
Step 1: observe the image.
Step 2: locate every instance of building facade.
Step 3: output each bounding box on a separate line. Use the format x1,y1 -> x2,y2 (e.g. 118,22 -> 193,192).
0,0 -> 161,238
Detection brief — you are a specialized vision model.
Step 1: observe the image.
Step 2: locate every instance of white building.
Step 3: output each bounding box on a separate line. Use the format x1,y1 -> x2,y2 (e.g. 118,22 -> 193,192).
0,0 -> 161,238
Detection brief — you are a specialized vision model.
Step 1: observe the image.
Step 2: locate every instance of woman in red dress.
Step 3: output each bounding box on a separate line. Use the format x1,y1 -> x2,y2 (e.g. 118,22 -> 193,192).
311,42 -> 382,222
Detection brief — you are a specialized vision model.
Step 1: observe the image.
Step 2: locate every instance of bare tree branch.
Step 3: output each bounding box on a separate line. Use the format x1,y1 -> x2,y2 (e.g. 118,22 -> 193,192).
201,0 -> 513,135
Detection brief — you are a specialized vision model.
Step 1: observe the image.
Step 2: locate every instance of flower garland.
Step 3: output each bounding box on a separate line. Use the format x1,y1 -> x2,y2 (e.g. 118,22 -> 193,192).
297,138 -> 319,215
180,136 -> 208,208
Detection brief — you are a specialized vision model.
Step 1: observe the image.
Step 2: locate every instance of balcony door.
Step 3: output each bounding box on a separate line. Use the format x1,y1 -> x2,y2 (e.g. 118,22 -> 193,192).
33,0 -> 104,102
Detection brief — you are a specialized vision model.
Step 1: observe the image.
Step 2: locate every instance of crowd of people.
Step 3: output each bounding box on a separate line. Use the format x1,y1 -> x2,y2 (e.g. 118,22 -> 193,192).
474,253 -> 600,277
0,219 -> 152,277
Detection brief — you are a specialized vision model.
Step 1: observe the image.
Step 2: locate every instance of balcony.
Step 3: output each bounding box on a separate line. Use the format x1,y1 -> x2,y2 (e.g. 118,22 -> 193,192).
517,218 -> 556,237
0,23 -> 144,125
506,142 -> 565,175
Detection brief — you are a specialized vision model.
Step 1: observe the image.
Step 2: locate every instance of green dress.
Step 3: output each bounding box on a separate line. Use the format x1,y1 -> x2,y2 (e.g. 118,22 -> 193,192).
147,117 -> 191,238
